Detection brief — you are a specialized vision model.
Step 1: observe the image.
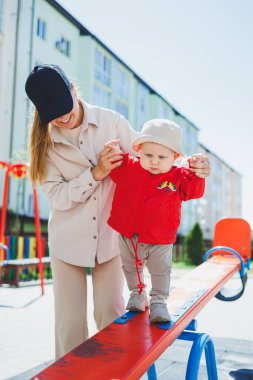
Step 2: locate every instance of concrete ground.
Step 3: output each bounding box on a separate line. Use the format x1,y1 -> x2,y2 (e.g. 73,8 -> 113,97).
0,268 -> 252,380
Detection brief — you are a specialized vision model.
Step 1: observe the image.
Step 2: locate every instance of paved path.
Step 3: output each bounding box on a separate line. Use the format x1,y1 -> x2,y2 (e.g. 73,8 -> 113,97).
0,268 -> 252,380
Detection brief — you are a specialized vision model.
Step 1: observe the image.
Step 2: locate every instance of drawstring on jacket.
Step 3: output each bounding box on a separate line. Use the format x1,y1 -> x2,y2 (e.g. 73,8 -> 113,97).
130,238 -> 145,294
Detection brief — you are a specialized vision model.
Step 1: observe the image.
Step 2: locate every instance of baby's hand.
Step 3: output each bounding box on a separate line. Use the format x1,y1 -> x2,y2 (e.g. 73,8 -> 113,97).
188,153 -> 210,178
105,139 -> 123,153
188,153 -> 205,166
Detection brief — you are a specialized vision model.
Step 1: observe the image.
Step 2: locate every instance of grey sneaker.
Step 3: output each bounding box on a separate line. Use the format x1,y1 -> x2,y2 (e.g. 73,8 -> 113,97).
149,302 -> 171,323
126,290 -> 148,312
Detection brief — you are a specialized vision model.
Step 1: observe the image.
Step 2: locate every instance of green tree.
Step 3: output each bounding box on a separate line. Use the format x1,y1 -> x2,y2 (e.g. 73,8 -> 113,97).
185,223 -> 204,265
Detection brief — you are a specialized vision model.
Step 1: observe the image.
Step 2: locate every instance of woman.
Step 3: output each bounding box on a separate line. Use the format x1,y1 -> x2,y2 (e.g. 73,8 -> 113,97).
25,64 -> 210,359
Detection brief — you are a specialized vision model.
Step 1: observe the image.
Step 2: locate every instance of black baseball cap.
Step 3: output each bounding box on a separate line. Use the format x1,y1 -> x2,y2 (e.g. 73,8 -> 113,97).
25,64 -> 73,124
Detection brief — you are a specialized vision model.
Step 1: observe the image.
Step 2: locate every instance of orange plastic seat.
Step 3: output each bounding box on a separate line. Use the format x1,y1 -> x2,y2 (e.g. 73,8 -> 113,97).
212,218 -> 251,263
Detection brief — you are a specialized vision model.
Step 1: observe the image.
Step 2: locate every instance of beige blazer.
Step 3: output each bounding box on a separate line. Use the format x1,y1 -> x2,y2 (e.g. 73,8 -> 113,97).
41,101 -> 138,267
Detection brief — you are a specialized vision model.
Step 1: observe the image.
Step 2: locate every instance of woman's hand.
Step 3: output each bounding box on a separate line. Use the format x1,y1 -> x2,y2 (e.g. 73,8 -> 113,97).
104,139 -> 123,152
188,154 -> 211,178
91,146 -> 123,181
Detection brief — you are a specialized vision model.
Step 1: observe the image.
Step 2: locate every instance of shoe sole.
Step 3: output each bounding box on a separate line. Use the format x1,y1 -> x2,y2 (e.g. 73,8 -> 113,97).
126,305 -> 146,312
150,317 -> 171,323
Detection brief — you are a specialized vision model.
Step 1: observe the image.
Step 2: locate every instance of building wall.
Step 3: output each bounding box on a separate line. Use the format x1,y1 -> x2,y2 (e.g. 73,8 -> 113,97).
78,36 -> 95,102
198,144 -> 242,239
0,0 -> 20,162
0,0 -> 242,239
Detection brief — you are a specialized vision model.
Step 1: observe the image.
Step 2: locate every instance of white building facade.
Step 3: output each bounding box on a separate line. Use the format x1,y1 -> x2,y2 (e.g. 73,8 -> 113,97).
198,144 -> 242,240
0,0 -> 242,240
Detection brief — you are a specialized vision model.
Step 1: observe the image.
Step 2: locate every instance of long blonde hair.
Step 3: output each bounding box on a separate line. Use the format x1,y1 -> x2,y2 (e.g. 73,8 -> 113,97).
29,109 -> 51,186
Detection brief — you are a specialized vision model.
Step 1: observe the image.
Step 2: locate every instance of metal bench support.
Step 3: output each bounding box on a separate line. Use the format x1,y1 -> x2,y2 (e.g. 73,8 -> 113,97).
147,319 -> 218,380
147,363 -> 157,380
178,331 -> 218,380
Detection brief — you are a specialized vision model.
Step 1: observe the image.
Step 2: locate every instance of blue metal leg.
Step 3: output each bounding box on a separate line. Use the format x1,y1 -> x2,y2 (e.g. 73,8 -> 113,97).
147,363 -> 157,380
178,331 -> 218,380
205,338 -> 218,380
147,320 -> 217,379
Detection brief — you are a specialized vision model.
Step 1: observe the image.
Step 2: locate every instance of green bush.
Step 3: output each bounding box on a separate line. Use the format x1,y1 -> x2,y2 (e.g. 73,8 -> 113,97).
185,223 -> 204,265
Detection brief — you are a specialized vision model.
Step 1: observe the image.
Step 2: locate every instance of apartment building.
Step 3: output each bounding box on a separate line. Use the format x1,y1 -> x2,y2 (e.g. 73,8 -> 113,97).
0,0 -> 241,239
198,144 -> 242,239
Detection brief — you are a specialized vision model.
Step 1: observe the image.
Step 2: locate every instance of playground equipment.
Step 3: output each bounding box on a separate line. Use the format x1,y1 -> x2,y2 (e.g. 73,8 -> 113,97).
0,161 -> 45,295
32,218 -> 251,379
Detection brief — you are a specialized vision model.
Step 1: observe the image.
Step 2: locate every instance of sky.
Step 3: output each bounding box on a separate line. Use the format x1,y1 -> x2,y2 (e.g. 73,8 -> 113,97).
58,0 -> 253,228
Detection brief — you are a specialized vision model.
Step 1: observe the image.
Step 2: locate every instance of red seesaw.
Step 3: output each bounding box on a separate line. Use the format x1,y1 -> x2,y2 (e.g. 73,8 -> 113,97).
32,218 -> 251,379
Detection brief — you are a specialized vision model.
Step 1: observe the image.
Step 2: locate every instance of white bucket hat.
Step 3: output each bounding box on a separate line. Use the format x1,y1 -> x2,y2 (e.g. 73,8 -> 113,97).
132,119 -> 183,154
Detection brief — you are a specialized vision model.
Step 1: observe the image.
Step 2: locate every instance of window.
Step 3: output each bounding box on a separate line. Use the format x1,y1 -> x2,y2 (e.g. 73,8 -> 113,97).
94,47 -> 111,86
55,37 -> 71,57
36,18 -> 46,40
137,83 -> 149,131
93,84 -> 110,108
113,99 -> 128,119
159,103 -> 169,118
111,63 -> 129,118
114,65 -> 129,100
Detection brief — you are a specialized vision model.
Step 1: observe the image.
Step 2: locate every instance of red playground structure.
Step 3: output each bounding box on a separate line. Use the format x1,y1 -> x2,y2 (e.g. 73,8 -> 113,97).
0,161 -> 45,295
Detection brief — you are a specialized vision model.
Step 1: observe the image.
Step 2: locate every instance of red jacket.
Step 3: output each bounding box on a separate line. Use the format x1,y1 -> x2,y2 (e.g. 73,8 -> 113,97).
108,154 -> 205,244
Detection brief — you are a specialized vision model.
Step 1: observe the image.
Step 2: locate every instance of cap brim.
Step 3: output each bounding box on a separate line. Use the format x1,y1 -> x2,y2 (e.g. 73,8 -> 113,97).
38,91 -> 73,124
132,135 -> 183,155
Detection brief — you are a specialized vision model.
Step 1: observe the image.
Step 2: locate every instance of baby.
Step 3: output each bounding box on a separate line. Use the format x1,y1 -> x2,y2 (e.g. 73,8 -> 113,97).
107,119 -> 205,323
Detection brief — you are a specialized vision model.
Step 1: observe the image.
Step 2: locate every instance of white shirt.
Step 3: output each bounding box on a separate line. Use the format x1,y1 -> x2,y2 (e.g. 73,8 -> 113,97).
41,100 -> 138,267
58,124 -> 82,147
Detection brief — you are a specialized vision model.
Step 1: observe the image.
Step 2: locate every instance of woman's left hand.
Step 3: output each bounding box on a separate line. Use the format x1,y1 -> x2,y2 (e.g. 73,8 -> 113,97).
188,154 -> 210,178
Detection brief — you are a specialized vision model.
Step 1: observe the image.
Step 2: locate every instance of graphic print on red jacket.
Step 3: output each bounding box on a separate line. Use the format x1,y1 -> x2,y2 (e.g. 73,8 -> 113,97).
108,154 -> 205,244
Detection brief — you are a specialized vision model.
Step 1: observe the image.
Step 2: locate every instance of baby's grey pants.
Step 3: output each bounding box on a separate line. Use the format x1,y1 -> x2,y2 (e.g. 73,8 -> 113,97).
119,234 -> 173,302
